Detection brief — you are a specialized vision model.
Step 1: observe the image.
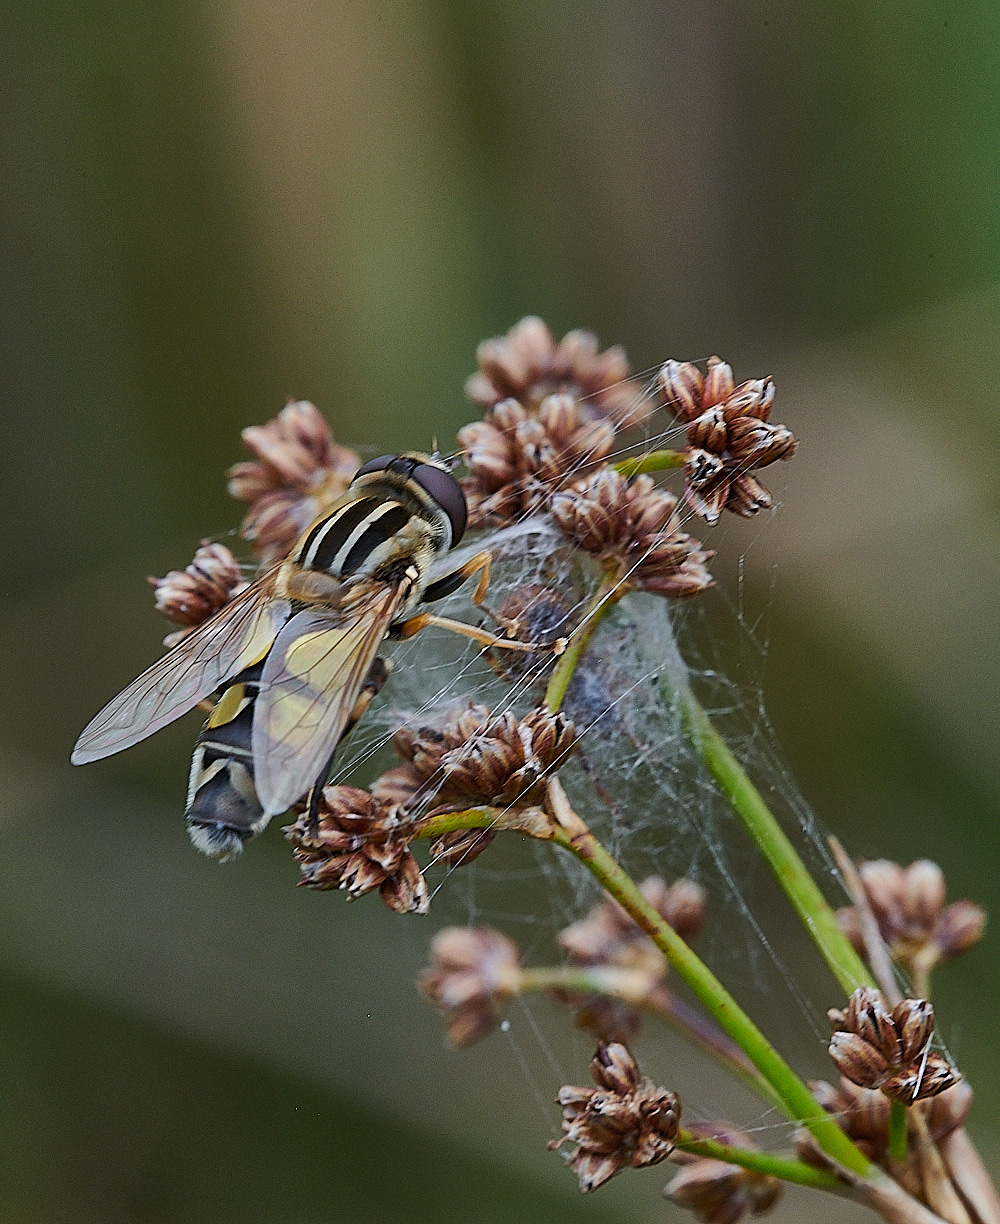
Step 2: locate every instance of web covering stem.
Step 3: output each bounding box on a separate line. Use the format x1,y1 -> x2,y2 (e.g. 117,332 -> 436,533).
666,677 -> 875,996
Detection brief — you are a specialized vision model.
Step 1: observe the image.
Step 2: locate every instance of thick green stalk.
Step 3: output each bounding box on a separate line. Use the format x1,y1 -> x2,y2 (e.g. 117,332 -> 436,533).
613,449 -> 686,478
676,1131 -> 844,1192
548,810 -> 873,1177
670,683 -> 874,996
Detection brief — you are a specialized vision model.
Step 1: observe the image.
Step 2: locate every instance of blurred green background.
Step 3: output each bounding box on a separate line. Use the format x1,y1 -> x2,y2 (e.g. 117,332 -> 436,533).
1,0 -> 998,1220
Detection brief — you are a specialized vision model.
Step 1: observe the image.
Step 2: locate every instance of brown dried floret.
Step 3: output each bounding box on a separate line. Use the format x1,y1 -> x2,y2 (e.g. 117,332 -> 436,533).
836,858 -> 986,981
284,786 -> 428,915
467,316 -> 650,429
391,703 -> 577,812
550,1042 -> 680,1192
459,393 -> 616,528
551,469 -> 714,598
657,357 -> 797,525
555,877 -> 706,1042
149,541 -> 248,646
666,1122 -> 782,1223
227,400 -> 360,562
419,926 -> 521,1046
827,987 -> 959,1103
559,878 -> 705,1041
802,1077 -> 972,1177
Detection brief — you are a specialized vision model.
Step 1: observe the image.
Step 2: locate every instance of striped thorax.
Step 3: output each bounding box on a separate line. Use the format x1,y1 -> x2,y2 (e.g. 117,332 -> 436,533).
277,451 -> 467,617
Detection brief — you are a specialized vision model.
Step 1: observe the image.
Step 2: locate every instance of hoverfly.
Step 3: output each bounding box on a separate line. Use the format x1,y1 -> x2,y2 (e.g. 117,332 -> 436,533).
72,452 -> 553,857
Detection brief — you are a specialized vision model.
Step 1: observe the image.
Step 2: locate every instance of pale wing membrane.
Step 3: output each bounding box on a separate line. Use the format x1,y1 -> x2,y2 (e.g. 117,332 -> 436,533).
252,584 -> 406,815
72,582 -> 291,764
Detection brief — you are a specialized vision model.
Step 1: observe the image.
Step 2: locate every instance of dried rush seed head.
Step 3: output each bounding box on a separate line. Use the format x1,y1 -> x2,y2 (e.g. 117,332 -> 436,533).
555,877 -> 706,1042
419,927 -> 522,1046
836,857 -> 986,973
666,1122 -> 782,1224
284,787 -> 428,915
149,542 -> 246,645
551,1043 -> 680,1192
827,987 -> 959,1103
657,356 -> 797,525
467,315 -> 649,428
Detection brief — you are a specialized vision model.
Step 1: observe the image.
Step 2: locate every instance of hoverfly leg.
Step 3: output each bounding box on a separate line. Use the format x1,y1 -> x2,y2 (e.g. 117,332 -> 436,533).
301,656 -> 393,838
420,549 -> 508,627
396,611 -> 567,655
421,548 -> 541,640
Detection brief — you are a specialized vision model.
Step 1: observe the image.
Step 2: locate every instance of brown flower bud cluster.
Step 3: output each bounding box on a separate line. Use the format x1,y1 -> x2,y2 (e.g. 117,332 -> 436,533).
827,988 -> 959,1103
658,357 -> 797,525
458,393 -> 616,528
551,1042 -> 680,1192
388,703 -> 577,813
467,316 -> 649,428
666,1123 -> 782,1224
556,877 -> 706,1043
804,1077 -> 972,1170
551,469 -> 714,597
227,400 -> 360,562
149,541 -> 247,646
418,926 -> 521,1046
836,859 -> 986,981
284,786 -> 428,915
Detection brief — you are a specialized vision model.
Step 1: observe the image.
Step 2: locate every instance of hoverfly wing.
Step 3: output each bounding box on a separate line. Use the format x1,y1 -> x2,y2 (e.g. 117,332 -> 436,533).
252,582 -> 407,816
71,576 -> 291,765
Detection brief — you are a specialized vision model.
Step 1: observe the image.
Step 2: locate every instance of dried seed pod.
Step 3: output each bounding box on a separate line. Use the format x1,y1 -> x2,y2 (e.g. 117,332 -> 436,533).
552,470 -> 714,598
827,987 -> 959,1103
555,877 -> 705,1041
466,316 -> 650,428
667,1122 -> 782,1224
284,786 -> 428,915
427,827 -> 498,868
809,1077 -> 891,1164
392,703 -> 576,811
419,926 -> 521,1046
227,400 -> 359,561
836,858 -> 986,978
550,1043 -> 680,1192
149,542 -> 247,644
657,357 -> 797,524
458,390 -> 616,529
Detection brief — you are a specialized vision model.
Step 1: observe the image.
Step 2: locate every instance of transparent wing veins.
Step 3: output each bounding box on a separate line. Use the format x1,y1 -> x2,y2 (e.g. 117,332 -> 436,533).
72,579 -> 290,764
252,582 -> 407,815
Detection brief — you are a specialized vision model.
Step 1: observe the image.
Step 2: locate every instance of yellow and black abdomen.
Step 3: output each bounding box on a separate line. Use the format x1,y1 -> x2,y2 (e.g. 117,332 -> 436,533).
186,662 -> 268,858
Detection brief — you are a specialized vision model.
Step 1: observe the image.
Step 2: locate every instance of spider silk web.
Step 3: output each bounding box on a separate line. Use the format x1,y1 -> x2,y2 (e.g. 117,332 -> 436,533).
319,369 -> 867,1153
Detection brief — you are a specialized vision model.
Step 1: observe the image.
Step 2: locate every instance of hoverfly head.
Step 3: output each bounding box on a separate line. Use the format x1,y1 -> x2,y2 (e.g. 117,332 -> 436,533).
352,452 -> 467,549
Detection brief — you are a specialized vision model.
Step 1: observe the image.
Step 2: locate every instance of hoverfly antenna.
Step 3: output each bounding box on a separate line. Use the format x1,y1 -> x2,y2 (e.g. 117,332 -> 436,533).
441,449 -> 464,471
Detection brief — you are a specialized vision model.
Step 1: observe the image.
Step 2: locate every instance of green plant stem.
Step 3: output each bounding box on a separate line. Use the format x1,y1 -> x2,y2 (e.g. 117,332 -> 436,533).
546,804 -> 873,1177
889,1100 -> 908,1164
516,965 -> 776,1105
669,681 -> 875,996
613,449 -> 686,477
545,576 -> 626,712
675,1131 -> 845,1192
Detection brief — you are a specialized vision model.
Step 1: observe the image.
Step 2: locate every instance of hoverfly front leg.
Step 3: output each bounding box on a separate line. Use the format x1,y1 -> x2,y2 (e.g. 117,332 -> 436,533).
301,656 -> 393,837
400,550 -> 567,654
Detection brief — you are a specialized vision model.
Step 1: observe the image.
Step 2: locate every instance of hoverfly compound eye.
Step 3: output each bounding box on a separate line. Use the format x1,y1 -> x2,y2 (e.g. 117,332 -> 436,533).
353,454 -> 396,479
412,463 -> 467,547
